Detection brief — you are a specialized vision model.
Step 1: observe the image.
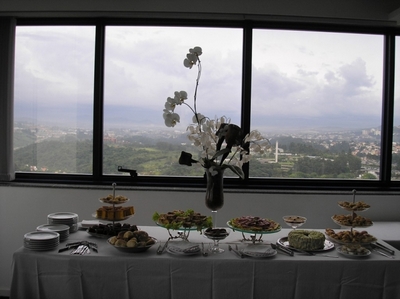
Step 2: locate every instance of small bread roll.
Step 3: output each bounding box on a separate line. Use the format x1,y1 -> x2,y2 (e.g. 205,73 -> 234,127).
146,238 -> 155,245
115,239 -> 127,247
123,231 -> 134,240
127,239 -> 137,248
109,236 -> 118,245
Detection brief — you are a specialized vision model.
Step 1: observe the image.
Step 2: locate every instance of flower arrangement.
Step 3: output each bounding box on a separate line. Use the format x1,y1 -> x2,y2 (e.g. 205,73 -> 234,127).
163,46 -> 270,179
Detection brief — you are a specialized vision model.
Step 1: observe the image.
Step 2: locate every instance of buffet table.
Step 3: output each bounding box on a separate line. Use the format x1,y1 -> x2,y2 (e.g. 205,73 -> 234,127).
10,226 -> 400,299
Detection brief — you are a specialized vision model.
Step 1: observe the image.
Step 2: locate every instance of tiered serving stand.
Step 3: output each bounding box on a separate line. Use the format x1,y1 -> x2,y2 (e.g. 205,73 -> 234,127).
227,219 -> 281,244
328,189 -> 375,258
90,183 -> 134,237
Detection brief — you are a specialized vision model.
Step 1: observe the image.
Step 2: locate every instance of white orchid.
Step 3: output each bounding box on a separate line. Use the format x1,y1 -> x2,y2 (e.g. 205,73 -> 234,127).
183,46 -> 202,69
163,46 -> 270,178
163,110 -> 180,127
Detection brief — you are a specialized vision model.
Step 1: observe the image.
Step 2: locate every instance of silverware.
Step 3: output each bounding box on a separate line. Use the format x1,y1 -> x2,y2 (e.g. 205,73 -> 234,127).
183,245 -> 200,253
157,239 -> 170,255
373,249 -> 395,259
228,245 -> 244,258
373,242 -> 395,255
271,243 -> 294,256
71,245 -> 89,255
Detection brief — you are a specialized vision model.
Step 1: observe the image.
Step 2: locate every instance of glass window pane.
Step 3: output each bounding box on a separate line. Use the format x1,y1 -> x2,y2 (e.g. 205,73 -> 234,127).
103,26 -> 243,176
14,26 -> 95,174
393,36 -> 400,181
251,30 -> 383,179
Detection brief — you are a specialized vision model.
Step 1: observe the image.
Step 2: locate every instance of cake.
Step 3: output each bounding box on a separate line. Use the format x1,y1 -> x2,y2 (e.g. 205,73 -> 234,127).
288,230 -> 325,251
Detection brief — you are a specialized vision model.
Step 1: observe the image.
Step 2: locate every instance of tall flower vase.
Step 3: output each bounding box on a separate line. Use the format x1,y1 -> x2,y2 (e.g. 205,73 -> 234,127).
205,167 -> 225,228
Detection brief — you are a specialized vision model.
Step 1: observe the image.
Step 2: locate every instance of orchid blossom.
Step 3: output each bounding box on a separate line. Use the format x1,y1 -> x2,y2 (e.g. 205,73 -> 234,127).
163,46 -> 270,178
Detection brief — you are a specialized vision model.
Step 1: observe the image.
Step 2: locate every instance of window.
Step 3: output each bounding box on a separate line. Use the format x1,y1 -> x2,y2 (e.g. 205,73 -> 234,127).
10,19 -> 400,190
393,36 -> 400,181
251,29 -> 383,180
103,26 -> 242,176
14,26 -> 96,174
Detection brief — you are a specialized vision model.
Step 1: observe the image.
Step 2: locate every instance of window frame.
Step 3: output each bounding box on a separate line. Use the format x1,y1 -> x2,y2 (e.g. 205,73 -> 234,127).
11,17 -> 400,192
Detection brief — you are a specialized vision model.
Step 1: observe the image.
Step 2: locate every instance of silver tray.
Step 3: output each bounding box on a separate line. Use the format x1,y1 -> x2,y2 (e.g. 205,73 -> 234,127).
277,236 -> 335,252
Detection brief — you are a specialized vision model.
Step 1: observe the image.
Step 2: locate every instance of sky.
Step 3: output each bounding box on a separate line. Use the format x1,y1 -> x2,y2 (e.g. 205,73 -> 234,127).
13,26 -> 400,134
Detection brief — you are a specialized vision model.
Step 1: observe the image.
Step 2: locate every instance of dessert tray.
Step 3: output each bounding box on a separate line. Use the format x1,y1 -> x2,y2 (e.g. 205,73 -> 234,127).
107,237 -> 157,253
155,222 -> 200,240
325,228 -> 377,245
99,195 -> 130,205
277,236 -> 335,252
338,201 -> 370,212
336,245 -> 371,258
92,212 -> 132,221
331,215 -> 373,228
227,216 -> 281,243
87,223 -> 138,238
153,209 -> 212,240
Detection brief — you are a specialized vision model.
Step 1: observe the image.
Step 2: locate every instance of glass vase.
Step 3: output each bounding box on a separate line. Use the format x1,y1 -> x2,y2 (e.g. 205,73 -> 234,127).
205,167 -> 225,213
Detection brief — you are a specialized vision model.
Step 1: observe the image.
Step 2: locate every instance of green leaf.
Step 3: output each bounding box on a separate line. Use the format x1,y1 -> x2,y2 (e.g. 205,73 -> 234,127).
211,148 -> 231,160
222,164 -> 244,179
152,212 -> 160,222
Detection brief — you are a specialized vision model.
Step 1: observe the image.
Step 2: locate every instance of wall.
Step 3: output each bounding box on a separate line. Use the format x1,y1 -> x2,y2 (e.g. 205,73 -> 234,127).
1,184 -> 400,296
1,0 -> 400,296
0,0 -> 399,25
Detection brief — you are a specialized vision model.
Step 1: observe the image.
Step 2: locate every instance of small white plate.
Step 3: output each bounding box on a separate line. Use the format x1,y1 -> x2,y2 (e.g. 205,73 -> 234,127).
336,245 -> 371,258
167,244 -> 201,256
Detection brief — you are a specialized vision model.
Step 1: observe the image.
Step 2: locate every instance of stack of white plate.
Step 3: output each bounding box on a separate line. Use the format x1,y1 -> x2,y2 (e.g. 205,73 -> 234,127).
24,231 -> 60,251
48,212 -> 79,233
37,224 -> 70,242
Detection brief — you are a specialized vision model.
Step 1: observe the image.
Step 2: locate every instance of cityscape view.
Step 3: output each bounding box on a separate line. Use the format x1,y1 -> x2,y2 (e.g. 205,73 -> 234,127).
13,121 -> 400,180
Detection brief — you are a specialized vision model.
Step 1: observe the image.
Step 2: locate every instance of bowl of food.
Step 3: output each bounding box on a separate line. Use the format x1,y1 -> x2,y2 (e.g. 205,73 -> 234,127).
108,230 -> 157,253
282,215 -> 307,229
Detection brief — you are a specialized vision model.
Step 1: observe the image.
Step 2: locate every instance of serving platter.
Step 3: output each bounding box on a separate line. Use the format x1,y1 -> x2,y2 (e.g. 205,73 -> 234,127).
277,237 -> 335,252
99,197 -> 130,205
337,202 -> 370,212
336,245 -> 371,258
227,220 -> 281,244
107,237 -> 157,253
331,215 -> 373,228
92,212 -> 132,221
155,222 -> 202,240
325,235 -> 377,246
227,221 -> 281,235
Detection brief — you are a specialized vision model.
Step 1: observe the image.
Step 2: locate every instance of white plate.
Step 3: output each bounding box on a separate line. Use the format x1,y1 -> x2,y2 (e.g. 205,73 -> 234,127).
48,212 -> 78,221
37,224 -> 70,232
167,244 -> 201,256
277,237 -> 335,252
336,245 -> 371,258
24,231 -> 60,241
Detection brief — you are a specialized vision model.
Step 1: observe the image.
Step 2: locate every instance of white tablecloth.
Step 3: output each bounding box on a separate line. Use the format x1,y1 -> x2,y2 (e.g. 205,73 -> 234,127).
10,226 -> 400,299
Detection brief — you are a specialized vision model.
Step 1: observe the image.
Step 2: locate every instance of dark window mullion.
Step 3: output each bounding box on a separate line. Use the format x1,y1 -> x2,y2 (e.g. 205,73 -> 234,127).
241,22 -> 253,179
93,24 -> 106,181
380,32 -> 396,185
